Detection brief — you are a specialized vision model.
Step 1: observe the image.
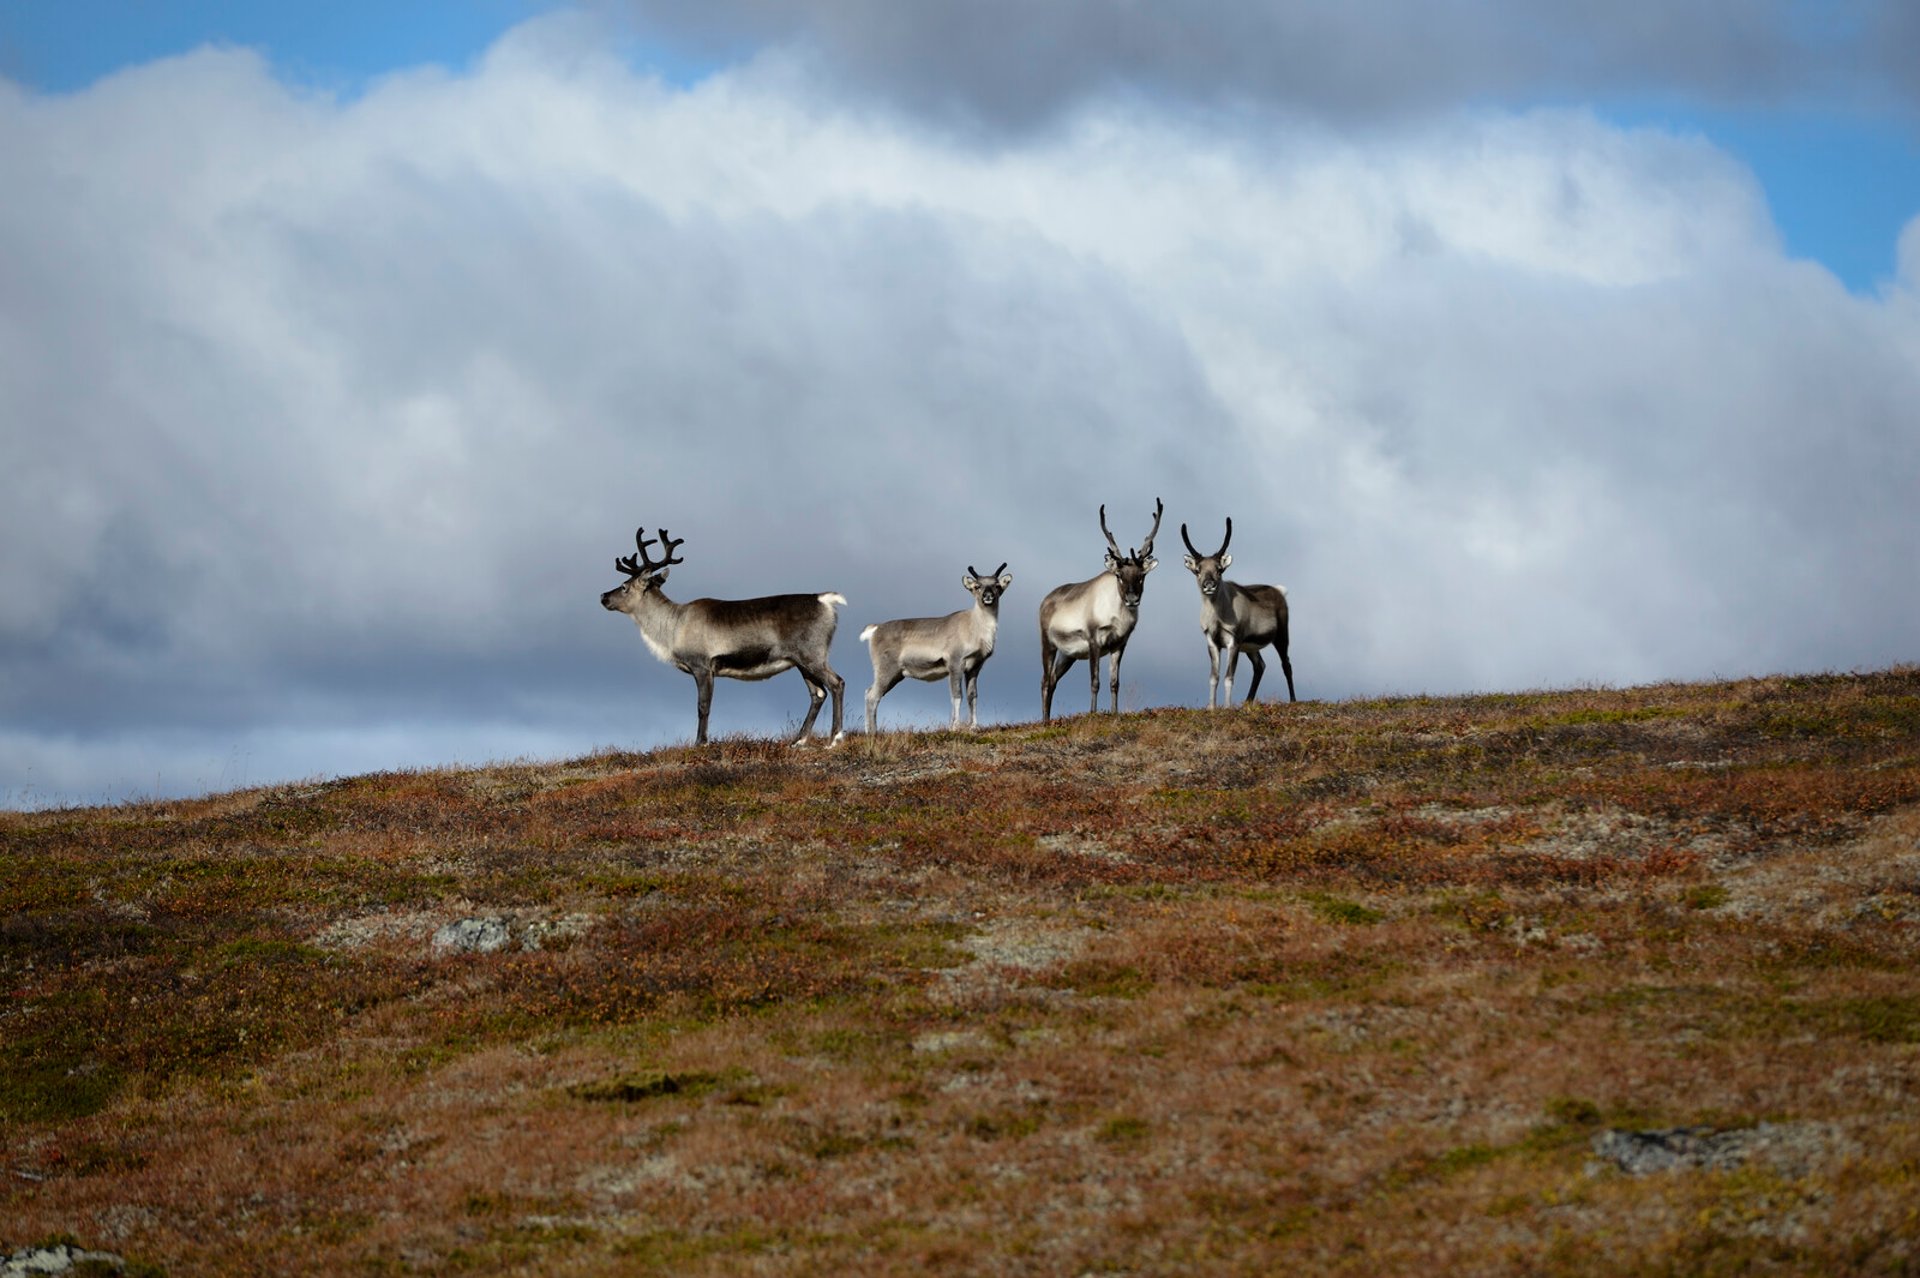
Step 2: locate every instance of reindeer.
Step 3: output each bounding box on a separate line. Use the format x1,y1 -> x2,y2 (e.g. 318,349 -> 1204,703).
859,563 -> 1012,734
1180,518 -> 1296,707
599,526 -> 847,745
1038,499 -> 1163,722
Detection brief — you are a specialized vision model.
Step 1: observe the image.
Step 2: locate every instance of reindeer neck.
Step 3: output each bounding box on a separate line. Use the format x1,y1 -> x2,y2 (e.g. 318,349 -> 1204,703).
626,586 -> 688,654
1203,578 -> 1239,618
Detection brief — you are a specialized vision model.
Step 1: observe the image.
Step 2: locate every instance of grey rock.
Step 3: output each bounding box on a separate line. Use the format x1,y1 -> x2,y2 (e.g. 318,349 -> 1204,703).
1591,1122 -> 1839,1176
521,913 -> 591,951
1592,1126 -> 1747,1174
431,916 -> 513,954
2,1244 -> 128,1275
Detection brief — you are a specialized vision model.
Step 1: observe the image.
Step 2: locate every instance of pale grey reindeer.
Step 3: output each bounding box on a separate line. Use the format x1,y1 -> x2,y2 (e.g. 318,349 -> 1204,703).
599,526 -> 847,745
1181,518 -> 1296,707
859,563 -> 1012,734
1039,499 -> 1163,722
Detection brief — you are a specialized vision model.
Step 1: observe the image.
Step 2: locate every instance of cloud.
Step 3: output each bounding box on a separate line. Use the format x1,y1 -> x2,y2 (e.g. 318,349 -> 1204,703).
612,0 -> 1920,133
2,14 -> 1917,805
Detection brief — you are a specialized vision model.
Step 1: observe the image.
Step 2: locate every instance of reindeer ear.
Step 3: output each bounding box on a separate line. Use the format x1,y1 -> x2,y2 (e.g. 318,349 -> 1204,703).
1142,555 -> 1158,574
1184,554 -> 1201,573
962,573 -> 979,591
1219,552 -> 1231,571
997,572 -> 1012,589
1104,549 -> 1121,571
652,566 -> 670,585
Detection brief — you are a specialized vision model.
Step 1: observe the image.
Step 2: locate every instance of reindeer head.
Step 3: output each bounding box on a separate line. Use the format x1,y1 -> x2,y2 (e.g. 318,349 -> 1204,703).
600,526 -> 685,614
1181,519 -> 1233,598
962,562 -> 1012,610
1100,498 -> 1163,610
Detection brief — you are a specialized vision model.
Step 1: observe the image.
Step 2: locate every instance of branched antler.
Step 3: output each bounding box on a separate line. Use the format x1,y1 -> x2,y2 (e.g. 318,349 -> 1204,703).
1102,500 -> 1165,561
616,525 -> 687,578
1140,498 -> 1165,559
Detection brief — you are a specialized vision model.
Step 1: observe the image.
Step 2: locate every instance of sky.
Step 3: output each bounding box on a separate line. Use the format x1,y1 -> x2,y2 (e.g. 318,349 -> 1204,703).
2,2 -> 1917,809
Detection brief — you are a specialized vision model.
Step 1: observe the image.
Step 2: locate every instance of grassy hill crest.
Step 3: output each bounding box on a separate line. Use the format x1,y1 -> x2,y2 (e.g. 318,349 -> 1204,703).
4,669 -> 1920,1274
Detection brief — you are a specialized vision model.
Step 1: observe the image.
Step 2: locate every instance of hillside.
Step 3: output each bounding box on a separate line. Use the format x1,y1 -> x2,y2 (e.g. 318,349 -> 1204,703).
4,669 -> 1920,1276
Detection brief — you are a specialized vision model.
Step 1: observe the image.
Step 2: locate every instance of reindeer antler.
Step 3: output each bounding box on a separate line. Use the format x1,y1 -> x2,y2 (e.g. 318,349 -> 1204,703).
1180,517 -> 1230,561
614,544 -> 643,579
1098,504 -> 1123,557
1140,498 -> 1165,558
650,528 -> 686,569
617,525 -> 687,578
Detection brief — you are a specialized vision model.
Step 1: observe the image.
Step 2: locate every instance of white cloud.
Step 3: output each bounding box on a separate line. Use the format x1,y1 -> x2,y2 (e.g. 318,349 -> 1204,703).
2,16 -> 1917,806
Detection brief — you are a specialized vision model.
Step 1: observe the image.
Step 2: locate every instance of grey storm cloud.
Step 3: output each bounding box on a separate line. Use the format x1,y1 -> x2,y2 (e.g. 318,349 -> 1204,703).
2,12 -> 1918,806
614,0 -> 1920,131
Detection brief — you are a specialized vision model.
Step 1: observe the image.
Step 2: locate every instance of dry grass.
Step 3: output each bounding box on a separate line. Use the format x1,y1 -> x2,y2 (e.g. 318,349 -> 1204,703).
5,669 -> 1920,1274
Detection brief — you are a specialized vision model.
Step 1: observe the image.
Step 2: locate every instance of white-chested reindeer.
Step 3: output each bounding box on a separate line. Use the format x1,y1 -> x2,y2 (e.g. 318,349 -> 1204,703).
599,526 -> 847,745
1181,518 -> 1296,707
859,562 -> 1012,734
1039,499 -> 1163,722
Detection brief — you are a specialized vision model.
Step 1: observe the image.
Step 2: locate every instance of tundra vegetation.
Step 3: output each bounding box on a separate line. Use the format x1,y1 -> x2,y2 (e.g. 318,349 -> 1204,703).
4,669 -> 1920,1275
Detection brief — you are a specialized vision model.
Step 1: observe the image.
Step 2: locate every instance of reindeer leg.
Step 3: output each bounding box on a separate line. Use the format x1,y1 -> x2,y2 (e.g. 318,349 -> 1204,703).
1278,620 -> 1296,702
948,663 -> 965,729
867,668 -> 903,736
793,670 -> 826,744
1222,648 -> 1239,707
825,664 -> 845,743
966,662 -> 980,728
1108,644 -> 1125,714
1244,648 -> 1266,704
693,668 -> 715,745
1206,637 -> 1222,709
1089,646 -> 1102,714
1039,637 -> 1054,722
1042,640 -> 1072,723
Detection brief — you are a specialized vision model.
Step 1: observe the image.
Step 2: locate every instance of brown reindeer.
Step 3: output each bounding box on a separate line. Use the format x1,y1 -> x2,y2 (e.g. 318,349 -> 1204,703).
600,526 -> 846,745
1038,499 -> 1163,722
1180,518 -> 1295,706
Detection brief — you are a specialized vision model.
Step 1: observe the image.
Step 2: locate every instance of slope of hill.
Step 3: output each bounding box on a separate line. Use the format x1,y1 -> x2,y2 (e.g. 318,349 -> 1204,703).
4,670 -> 1920,1275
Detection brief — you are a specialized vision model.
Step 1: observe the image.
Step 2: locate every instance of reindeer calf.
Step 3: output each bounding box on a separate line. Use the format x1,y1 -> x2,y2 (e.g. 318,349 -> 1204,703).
860,564 -> 1010,733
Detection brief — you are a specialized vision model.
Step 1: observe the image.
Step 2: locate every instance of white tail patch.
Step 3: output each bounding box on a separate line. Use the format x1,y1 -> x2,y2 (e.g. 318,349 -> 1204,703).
1278,585 -> 1289,596
820,592 -> 847,609
859,624 -> 878,644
